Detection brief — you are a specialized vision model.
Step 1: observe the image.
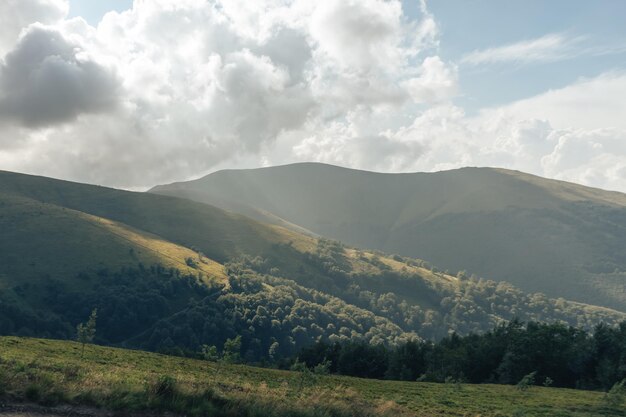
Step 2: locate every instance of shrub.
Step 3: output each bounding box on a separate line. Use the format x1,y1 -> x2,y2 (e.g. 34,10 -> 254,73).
149,375 -> 178,401
603,379 -> 626,408
516,371 -> 537,391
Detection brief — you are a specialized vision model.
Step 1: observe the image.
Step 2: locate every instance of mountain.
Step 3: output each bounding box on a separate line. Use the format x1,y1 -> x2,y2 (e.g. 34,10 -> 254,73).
1,169 -> 624,360
151,163 -> 626,312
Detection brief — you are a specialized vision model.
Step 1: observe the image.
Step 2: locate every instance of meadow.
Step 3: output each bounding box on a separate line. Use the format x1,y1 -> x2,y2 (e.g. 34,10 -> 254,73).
0,337 -> 623,417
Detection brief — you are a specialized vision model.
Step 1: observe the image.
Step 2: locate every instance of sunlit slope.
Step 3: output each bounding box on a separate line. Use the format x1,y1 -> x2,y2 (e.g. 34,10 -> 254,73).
0,170 -> 309,264
0,191 -> 227,292
151,163 -> 626,311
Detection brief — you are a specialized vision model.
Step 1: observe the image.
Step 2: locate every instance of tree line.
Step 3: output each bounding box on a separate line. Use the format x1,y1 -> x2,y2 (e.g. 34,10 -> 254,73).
294,320 -> 626,391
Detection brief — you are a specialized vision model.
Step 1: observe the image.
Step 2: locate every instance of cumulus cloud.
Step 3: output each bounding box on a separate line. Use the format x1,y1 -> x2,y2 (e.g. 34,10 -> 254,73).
0,0 -> 68,55
0,0 -> 624,194
0,24 -> 121,127
403,56 -> 458,104
478,72 -> 626,130
290,73 -> 626,192
540,128 -> 626,189
310,0 -> 404,71
0,0 -> 452,188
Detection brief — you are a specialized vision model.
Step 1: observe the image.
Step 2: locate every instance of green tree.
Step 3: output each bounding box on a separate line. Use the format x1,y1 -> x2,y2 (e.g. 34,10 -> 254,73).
291,359 -> 317,394
603,379 -> 626,409
76,308 -> 97,358
201,344 -> 219,362
223,335 -> 242,364
313,359 -> 331,375
268,341 -> 280,360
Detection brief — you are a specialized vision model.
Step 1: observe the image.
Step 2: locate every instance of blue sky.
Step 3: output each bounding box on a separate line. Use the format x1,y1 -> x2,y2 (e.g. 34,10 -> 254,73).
427,1 -> 626,111
67,0 -> 132,24
1,0 -> 625,191
428,0 -> 626,52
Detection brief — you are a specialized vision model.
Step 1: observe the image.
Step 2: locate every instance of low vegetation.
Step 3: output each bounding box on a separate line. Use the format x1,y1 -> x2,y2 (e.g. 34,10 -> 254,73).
0,337 -> 624,417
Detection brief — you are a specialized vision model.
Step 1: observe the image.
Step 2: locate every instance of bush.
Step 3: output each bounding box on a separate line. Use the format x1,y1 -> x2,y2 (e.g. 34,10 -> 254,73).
516,371 -> 537,391
603,379 -> 626,408
149,375 -> 178,401
313,359 -> 331,375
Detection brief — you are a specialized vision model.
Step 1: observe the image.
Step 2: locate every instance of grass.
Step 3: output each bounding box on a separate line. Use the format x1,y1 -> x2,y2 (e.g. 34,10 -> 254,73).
0,337 -> 623,417
0,192 -> 227,298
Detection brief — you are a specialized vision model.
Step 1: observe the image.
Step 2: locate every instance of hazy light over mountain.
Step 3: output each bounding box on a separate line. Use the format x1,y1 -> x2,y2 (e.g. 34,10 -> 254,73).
0,0 -> 624,191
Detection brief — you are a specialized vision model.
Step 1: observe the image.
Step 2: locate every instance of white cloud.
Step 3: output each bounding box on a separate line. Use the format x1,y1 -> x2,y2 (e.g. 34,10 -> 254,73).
462,33 -> 584,66
540,128 -> 626,190
290,72 -> 626,192
0,0 -> 451,188
0,24 -> 121,127
0,0 -> 624,195
0,0 -> 68,55
478,72 -> 626,130
461,32 -> 626,67
310,0 -> 404,72
403,56 -> 458,104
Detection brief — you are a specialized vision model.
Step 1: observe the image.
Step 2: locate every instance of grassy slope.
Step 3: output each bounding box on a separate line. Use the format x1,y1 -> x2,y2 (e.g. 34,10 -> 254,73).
0,170 -> 290,264
151,163 -> 626,311
0,336 -> 623,417
0,190 -> 227,294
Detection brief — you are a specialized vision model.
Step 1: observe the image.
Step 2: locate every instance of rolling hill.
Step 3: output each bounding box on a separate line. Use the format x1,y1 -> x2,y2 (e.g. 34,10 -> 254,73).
151,163 -> 626,312
0,169 -> 625,360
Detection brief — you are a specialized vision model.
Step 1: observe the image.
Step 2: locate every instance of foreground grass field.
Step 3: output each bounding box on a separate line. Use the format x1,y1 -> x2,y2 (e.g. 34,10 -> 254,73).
0,337 -> 623,417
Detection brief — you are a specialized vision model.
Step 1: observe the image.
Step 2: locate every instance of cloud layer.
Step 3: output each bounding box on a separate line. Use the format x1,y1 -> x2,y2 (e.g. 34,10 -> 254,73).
0,0 -> 624,193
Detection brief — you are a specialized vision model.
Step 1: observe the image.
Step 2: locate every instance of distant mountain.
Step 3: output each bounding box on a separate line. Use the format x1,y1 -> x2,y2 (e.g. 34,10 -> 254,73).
151,163 -> 626,312
1,169 -> 623,359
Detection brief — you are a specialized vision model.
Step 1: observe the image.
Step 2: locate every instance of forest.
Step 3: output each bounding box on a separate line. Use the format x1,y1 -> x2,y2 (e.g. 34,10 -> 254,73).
295,320 -> 626,391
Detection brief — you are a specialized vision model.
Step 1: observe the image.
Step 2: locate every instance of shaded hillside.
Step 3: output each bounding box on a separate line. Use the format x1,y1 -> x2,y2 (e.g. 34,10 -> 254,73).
0,170 -> 624,359
151,163 -> 626,311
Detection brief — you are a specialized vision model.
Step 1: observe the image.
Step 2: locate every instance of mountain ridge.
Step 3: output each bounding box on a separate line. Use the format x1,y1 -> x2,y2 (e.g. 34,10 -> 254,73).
150,162 -> 626,312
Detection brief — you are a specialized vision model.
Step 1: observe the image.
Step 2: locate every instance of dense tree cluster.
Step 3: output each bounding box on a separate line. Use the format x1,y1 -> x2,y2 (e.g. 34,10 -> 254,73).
0,264 -> 216,342
1,237 -> 625,371
242,240 -> 625,340
297,320 -> 626,390
140,264 -> 410,359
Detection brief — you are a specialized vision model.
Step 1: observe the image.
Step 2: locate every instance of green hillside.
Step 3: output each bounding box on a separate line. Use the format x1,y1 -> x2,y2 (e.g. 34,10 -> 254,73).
151,163 -> 626,311
1,169 -> 625,360
0,336 -> 623,417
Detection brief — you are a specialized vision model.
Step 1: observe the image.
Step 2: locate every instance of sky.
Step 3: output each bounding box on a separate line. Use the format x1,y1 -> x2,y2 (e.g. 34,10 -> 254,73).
0,1 -> 625,192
